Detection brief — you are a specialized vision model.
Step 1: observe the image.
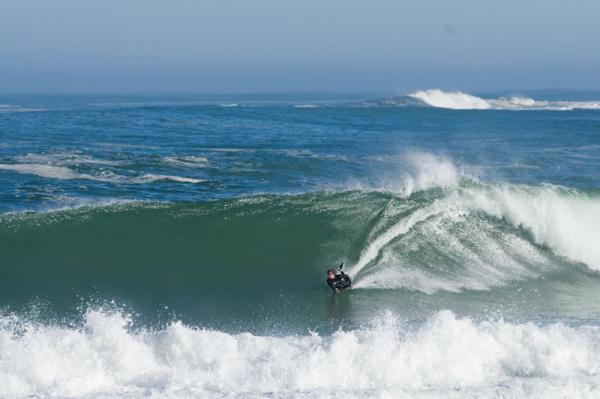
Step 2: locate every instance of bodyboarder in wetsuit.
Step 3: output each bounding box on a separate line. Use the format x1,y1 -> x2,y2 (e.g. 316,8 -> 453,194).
326,263 -> 352,293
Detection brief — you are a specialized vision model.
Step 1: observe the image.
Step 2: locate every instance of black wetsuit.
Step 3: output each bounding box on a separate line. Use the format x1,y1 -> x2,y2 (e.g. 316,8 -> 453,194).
327,272 -> 352,292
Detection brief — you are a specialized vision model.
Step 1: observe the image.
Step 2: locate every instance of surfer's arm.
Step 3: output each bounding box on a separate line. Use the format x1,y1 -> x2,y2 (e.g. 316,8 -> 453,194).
327,279 -> 340,293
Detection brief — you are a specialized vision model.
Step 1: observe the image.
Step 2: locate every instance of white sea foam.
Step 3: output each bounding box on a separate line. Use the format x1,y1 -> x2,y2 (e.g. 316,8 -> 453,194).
1,309 -> 599,398
0,163 -> 98,180
409,89 -> 600,111
134,174 -> 206,184
16,152 -> 121,166
162,155 -> 210,168
0,163 -> 205,185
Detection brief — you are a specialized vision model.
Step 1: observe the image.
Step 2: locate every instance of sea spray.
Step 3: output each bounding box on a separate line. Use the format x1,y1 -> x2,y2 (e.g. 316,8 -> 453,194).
1,309 -> 600,398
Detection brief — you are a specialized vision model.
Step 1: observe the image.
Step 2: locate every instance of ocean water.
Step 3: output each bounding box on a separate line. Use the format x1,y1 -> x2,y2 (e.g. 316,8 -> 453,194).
1,89 -> 600,398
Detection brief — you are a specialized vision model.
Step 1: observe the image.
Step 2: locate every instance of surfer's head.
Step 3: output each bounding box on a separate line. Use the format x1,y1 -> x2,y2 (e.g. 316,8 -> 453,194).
327,269 -> 336,279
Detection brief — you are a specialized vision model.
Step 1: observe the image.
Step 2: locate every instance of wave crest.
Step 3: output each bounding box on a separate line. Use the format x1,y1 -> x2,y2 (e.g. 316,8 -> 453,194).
409,89 -> 600,110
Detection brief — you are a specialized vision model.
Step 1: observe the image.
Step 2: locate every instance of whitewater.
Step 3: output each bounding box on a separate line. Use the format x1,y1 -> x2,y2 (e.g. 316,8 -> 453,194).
2,309 -> 600,398
408,89 -> 600,111
1,92 -> 600,398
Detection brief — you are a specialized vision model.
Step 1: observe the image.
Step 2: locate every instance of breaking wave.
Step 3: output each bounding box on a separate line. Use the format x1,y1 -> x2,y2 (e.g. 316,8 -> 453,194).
2,179 -> 599,298
408,89 -> 600,110
1,309 -> 600,398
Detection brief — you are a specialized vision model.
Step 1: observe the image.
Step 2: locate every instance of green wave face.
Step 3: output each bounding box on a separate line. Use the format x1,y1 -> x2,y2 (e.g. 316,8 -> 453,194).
2,185 -> 600,331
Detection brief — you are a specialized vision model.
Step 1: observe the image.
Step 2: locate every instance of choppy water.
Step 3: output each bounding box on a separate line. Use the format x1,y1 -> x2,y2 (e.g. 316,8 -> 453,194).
1,90 -> 600,397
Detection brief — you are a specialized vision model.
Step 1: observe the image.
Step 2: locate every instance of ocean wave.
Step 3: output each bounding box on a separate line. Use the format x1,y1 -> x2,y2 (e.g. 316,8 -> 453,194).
408,89 -> 600,111
1,309 -> 599,398
349,180 -> 600,292
2,152 -> 599,294
294,104 -> 319,108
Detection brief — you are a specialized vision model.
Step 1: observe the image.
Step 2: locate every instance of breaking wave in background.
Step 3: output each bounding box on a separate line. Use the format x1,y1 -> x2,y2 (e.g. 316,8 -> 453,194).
407,89 -> 600,110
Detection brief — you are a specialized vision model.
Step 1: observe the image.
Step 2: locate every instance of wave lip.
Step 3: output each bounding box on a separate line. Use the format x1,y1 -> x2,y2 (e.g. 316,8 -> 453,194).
1,309 -> 600,398
408,89 -> 600,110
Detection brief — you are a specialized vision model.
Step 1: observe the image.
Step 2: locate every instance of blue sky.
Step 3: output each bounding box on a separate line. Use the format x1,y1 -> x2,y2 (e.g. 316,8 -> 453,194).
0,0 -> 598,93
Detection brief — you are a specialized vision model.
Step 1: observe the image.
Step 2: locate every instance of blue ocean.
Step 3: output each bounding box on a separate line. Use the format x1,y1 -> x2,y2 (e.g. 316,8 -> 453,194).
1,89 -> 600,397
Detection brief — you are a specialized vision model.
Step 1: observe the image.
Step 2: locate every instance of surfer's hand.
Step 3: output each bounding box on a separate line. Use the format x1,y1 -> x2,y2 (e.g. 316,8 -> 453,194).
335,288 -> 340,293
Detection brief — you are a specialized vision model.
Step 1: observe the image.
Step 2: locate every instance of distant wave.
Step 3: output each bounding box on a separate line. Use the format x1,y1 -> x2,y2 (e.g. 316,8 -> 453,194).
1,309 -> 599,398
408,89 -> 600,110
0,104 -> 44,113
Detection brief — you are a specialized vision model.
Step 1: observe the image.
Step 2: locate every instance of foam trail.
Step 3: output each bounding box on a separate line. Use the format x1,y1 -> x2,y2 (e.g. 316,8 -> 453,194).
409,89 -> 600,110
348,153 -> 462,277
0,164 -> 98,180
16,152 -> 122,166
0,163 -> 204,184
348,198 -> 456,278
2,309 -> 600,398
134,174 -> 206,184
162,156 -> 209,168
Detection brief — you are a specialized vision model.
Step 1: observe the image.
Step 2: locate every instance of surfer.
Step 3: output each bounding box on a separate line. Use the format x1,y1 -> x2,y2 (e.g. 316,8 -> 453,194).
326,262 -> 352,293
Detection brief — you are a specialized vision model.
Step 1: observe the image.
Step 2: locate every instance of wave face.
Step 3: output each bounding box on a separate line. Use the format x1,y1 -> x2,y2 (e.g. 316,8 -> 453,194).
2,177 -> 600,326
1,309 -> 600,398
408,89 -> 600,110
